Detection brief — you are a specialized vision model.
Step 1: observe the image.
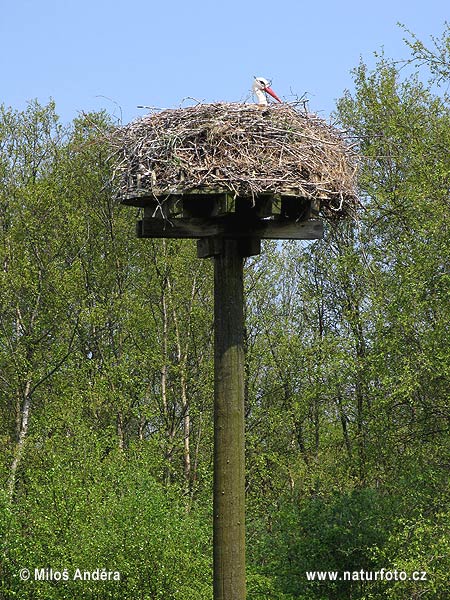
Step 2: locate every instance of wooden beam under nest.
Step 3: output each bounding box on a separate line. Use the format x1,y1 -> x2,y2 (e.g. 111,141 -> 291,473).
136,215 -> 323,240
126,192 -> 323,255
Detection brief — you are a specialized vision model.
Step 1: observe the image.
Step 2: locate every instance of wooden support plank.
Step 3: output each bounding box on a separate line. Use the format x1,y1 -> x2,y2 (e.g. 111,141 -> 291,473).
197,237 -> 261,258
122,190 -> 314,210
183,193 -> 232,218
197,237 -> 224,258
122,188 -> 231,207
310,198 -> 321,217
138,216 -> 323,240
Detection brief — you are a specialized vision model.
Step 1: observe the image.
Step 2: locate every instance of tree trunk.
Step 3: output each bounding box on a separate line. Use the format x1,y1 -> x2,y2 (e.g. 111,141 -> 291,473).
8,381 -> 32,500
181,370 -> 191,482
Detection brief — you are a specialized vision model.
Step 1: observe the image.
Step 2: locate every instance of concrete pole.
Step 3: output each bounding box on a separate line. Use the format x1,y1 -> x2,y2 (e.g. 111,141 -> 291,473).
213,238 -> 246,600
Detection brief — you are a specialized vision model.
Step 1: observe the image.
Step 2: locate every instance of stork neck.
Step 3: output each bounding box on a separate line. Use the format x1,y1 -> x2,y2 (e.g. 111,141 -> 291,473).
254,88 -> 268,105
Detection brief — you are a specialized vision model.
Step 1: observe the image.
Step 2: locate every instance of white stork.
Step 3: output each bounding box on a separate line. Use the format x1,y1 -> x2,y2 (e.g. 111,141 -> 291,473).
252,76 -> 282,105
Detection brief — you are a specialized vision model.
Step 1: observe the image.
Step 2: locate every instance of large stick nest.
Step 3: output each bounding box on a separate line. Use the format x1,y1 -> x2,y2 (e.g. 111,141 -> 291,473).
111,102 -> 359,218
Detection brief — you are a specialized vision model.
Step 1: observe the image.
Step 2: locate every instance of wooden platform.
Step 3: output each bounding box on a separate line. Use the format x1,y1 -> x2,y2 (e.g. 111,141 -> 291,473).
122,190 -> 323,256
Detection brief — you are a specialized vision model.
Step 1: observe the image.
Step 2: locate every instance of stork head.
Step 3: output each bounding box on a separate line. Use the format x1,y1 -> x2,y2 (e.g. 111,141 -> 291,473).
252,76 -> 282,105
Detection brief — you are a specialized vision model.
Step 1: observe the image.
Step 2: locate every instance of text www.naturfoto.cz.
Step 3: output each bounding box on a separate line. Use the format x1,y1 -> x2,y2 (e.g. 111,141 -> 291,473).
306,569 -> 427,582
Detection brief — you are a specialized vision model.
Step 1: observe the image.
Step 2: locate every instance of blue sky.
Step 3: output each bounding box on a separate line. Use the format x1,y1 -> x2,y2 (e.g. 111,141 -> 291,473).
0,0 -> 448,125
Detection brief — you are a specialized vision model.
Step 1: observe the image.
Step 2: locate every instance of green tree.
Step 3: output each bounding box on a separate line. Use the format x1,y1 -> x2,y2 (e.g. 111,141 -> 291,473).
246,24 -> 450,599
0,101 -> 82,498
0,102 -> 215,598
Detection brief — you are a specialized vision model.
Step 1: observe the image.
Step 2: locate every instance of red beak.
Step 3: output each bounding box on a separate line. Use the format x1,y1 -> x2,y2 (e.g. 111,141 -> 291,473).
264,86 -> 282,103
